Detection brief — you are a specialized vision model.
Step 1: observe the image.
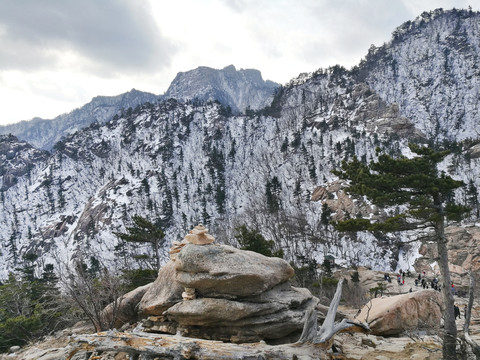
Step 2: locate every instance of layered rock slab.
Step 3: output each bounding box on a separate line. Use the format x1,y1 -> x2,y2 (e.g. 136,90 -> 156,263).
164,282 -> 318,343
356,290 -> 442,336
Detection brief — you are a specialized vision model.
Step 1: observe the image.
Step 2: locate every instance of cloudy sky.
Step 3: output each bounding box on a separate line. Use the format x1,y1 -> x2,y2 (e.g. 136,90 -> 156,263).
0,0 -> 476,125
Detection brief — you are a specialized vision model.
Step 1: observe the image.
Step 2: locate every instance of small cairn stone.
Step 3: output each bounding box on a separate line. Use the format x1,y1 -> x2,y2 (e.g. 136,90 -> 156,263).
184,224 -> 215,245
169,240 -> 187,261
182,287 -> 196,300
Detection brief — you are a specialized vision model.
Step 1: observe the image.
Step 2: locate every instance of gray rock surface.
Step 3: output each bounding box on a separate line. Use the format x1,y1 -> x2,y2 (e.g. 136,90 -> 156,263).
164,282 -> 319,343
415,225 -> 480,293
135,241 -> 318,344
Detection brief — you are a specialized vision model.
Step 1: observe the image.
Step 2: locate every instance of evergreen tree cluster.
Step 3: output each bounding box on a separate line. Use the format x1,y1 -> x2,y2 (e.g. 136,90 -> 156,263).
0,258 -> 71,352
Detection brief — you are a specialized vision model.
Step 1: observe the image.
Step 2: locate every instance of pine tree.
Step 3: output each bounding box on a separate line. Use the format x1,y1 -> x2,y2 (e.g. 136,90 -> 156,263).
234,225 -> 283,258
114,216 -> 165,270
332,144 -> 469,360
466,179 -> 479,218
0,264 -> 66,352
265,176 -> 282,213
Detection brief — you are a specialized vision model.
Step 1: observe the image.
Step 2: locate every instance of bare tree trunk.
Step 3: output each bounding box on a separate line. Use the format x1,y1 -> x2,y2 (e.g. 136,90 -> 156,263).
464,272 -> 480,358
70,330 -> 332,360
153,239 -> 160,270
435,216 -> 457,360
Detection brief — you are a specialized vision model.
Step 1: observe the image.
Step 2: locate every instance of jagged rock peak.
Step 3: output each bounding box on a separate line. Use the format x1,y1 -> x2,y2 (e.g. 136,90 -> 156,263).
164,64 -> 279,113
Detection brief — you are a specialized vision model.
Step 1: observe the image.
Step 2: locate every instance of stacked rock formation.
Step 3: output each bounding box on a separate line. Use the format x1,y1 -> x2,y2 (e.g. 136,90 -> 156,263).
169,224 -> 214,260
137,225 -> 320,344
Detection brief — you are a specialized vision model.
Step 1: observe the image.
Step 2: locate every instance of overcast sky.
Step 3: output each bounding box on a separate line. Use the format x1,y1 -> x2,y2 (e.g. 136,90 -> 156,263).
0,0 -> 477,125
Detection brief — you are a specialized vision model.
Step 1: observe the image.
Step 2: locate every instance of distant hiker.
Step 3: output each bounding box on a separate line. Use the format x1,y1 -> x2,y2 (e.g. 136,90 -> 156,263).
407,270 -> 411,277
454,305 -> 461,320
354,308 -> 361,319
451,283 -> 456,295
402,278 -> 405,285
415,279 -> 418,286
418,273 -> 421,281
384,273 -> 388,281
409,287 -> 412,293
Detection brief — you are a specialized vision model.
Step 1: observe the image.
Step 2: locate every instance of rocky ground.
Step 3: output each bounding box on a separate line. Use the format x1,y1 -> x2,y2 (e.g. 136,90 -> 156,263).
3,270 -> 479,360
2,308 -> 478,360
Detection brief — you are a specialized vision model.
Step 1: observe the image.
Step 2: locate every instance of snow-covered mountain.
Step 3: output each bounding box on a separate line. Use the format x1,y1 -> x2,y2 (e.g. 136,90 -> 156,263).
356,8 -> 480,142
1,8 -> 480,278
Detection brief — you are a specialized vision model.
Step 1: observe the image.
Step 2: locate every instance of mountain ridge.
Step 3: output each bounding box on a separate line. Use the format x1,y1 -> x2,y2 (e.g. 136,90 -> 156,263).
0,65 -> 278,151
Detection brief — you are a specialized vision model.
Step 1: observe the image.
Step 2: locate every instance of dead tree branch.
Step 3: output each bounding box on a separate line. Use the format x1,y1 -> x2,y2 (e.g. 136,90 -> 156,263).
297,279 -> 370,346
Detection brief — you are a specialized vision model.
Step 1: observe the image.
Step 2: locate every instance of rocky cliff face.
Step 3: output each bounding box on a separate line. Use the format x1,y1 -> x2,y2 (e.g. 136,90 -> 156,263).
1,9 -> 480,278
415,225 -> 480,295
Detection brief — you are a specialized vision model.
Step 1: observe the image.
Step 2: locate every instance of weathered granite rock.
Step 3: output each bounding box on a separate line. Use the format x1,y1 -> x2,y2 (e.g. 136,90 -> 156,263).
102,282 -> 152,329
356,290 -> 442,336
414,225 -> 480,293
311,180 -> 382,222
137,260 -> 184,316
134,229 -> 316,344
174,243 -> 295,298
142,315 -> 177,334
165,298 -> 281,326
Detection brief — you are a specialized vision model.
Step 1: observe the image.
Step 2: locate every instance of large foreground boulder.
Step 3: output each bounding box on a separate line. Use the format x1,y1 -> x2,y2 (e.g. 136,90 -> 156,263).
164,242 -> 316,343
174,243 -> 295,298
356,290 -> 442,336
